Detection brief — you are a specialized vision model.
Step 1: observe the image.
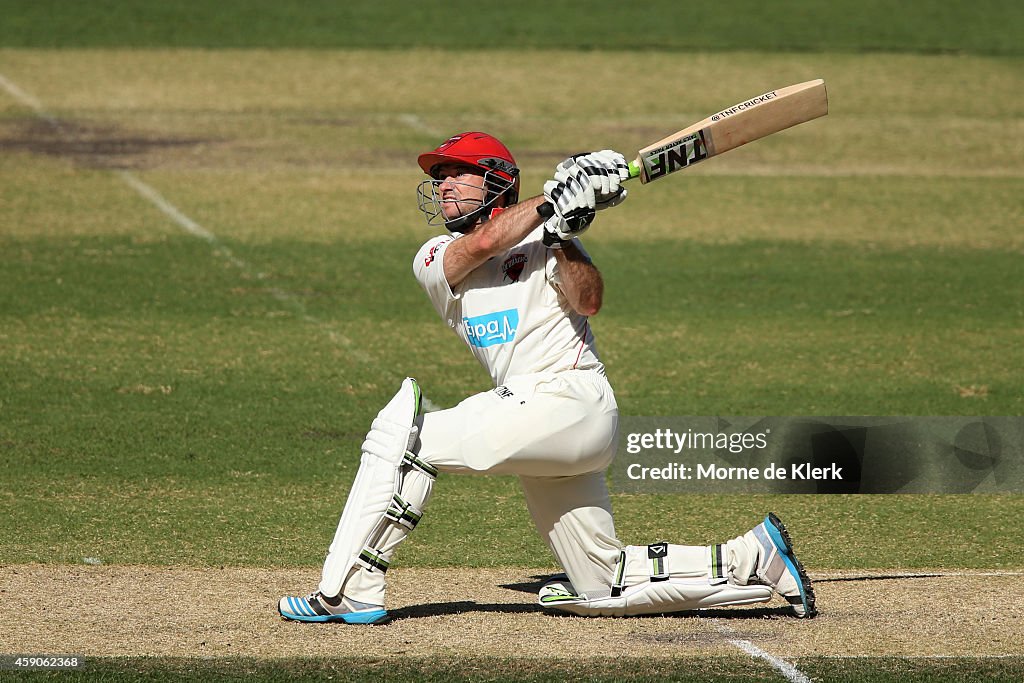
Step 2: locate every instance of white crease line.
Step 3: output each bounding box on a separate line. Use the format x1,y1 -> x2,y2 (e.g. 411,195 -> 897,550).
713,622 -> 813,683
119,165 -> 380,364
117,170 -> 219,243
0,71 -> 60,126
116,171 -> 319,309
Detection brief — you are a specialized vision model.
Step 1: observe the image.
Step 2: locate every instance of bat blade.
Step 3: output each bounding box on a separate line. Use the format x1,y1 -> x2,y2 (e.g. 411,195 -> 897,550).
635,79 -> 828,183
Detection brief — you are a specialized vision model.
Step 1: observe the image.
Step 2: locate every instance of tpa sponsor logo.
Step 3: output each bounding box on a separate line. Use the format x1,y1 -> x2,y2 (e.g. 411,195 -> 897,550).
502,253 -> 527,282
463,309 -> 518,348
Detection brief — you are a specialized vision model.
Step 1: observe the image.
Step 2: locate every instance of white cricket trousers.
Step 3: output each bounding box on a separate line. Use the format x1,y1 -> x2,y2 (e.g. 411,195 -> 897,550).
342,368 -> 624,602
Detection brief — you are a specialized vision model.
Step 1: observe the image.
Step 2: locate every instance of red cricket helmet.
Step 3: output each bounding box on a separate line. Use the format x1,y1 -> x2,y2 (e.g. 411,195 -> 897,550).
418,132 -> 520,205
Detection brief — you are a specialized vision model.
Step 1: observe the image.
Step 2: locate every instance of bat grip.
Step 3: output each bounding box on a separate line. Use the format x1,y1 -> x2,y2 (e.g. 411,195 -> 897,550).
535,160 -> 641,219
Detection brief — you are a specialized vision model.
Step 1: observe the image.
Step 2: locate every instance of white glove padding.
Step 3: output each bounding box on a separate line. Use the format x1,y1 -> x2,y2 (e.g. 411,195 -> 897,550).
555,150 -> 630,210
544,168 -> 596,217
541,177 -> 597,248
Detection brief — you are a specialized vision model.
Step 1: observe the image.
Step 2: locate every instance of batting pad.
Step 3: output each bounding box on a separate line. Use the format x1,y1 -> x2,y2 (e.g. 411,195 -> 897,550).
538,541 -> 772,616
538,576 -> 772,616
319,378 -> 436,604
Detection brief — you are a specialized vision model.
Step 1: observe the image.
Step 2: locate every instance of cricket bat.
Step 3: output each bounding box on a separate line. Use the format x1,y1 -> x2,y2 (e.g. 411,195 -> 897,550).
538,79 -> 827,216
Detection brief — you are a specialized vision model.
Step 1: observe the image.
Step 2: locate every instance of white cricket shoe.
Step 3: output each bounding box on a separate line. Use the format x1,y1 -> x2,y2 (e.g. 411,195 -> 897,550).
278,591 -> 389,624
749,513 -> 818,618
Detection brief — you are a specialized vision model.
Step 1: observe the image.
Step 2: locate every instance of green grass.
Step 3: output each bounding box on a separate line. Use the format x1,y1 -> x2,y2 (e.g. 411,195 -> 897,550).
1,0 -> 1022,55
1,48 -> 1021,571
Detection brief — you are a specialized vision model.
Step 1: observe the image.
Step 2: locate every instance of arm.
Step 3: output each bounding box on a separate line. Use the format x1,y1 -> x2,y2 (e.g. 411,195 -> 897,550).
554,242 -> 604,316
443,195 -> 546,288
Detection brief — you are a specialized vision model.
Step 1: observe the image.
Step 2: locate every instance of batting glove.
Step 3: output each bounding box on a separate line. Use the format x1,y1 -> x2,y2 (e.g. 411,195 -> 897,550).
541,173 -> 597,248
555,150 -> 630,210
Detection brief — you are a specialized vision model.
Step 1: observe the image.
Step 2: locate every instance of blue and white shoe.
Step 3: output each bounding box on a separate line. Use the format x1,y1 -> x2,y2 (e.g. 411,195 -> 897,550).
750,513 -> 817,618
278,591 -> 389,624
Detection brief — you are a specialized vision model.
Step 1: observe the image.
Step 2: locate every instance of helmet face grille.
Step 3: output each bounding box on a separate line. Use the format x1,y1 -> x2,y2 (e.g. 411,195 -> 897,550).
416,168 -> 515,232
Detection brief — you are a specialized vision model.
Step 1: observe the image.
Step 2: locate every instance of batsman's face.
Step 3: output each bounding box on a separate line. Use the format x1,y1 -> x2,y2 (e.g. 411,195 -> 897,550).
435,164 -> 487,219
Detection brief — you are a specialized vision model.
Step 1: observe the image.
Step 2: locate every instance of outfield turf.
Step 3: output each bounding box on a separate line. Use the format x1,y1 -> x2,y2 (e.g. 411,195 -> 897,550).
1,0 -> 1022,55
1,4 -> 1022,682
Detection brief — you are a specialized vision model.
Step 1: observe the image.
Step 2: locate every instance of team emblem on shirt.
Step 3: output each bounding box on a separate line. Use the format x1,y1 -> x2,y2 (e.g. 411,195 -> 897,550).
424,239 -> 451,267
502,253 -> 528,282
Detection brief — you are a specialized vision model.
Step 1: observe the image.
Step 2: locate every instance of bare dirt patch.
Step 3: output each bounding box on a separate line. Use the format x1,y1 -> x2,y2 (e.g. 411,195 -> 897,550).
1,565 -> 1021,661
0,117 -> 211,170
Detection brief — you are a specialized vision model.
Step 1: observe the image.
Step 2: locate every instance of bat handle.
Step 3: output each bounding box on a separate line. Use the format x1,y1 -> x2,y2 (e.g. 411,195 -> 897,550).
536,160 -> 642,219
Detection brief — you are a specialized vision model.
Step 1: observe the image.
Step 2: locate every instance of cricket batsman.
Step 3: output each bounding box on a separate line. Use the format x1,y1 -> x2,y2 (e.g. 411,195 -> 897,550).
279,132 -> 816,623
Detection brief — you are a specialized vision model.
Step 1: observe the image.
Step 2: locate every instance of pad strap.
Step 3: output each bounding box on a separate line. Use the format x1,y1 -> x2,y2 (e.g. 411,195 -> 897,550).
707,543 -> 728,584
648,542 -> 669,582
385,493 -> 424,530
403,451 -> 438,478
610,549 -> 627,597
357,547 -> 391,574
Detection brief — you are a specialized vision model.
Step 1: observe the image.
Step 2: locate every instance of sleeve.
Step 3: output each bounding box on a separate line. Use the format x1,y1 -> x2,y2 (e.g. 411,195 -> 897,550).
412,235 -> 460,316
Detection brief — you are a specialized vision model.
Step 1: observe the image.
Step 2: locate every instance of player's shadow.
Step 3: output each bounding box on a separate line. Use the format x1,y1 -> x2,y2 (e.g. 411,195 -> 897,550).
499,574 -> 563,594
387,601 -> 541,620
813,573 -> 941,583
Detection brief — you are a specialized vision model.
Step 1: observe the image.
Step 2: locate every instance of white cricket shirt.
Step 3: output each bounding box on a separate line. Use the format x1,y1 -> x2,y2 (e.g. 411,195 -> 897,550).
413,227 -> 604,387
